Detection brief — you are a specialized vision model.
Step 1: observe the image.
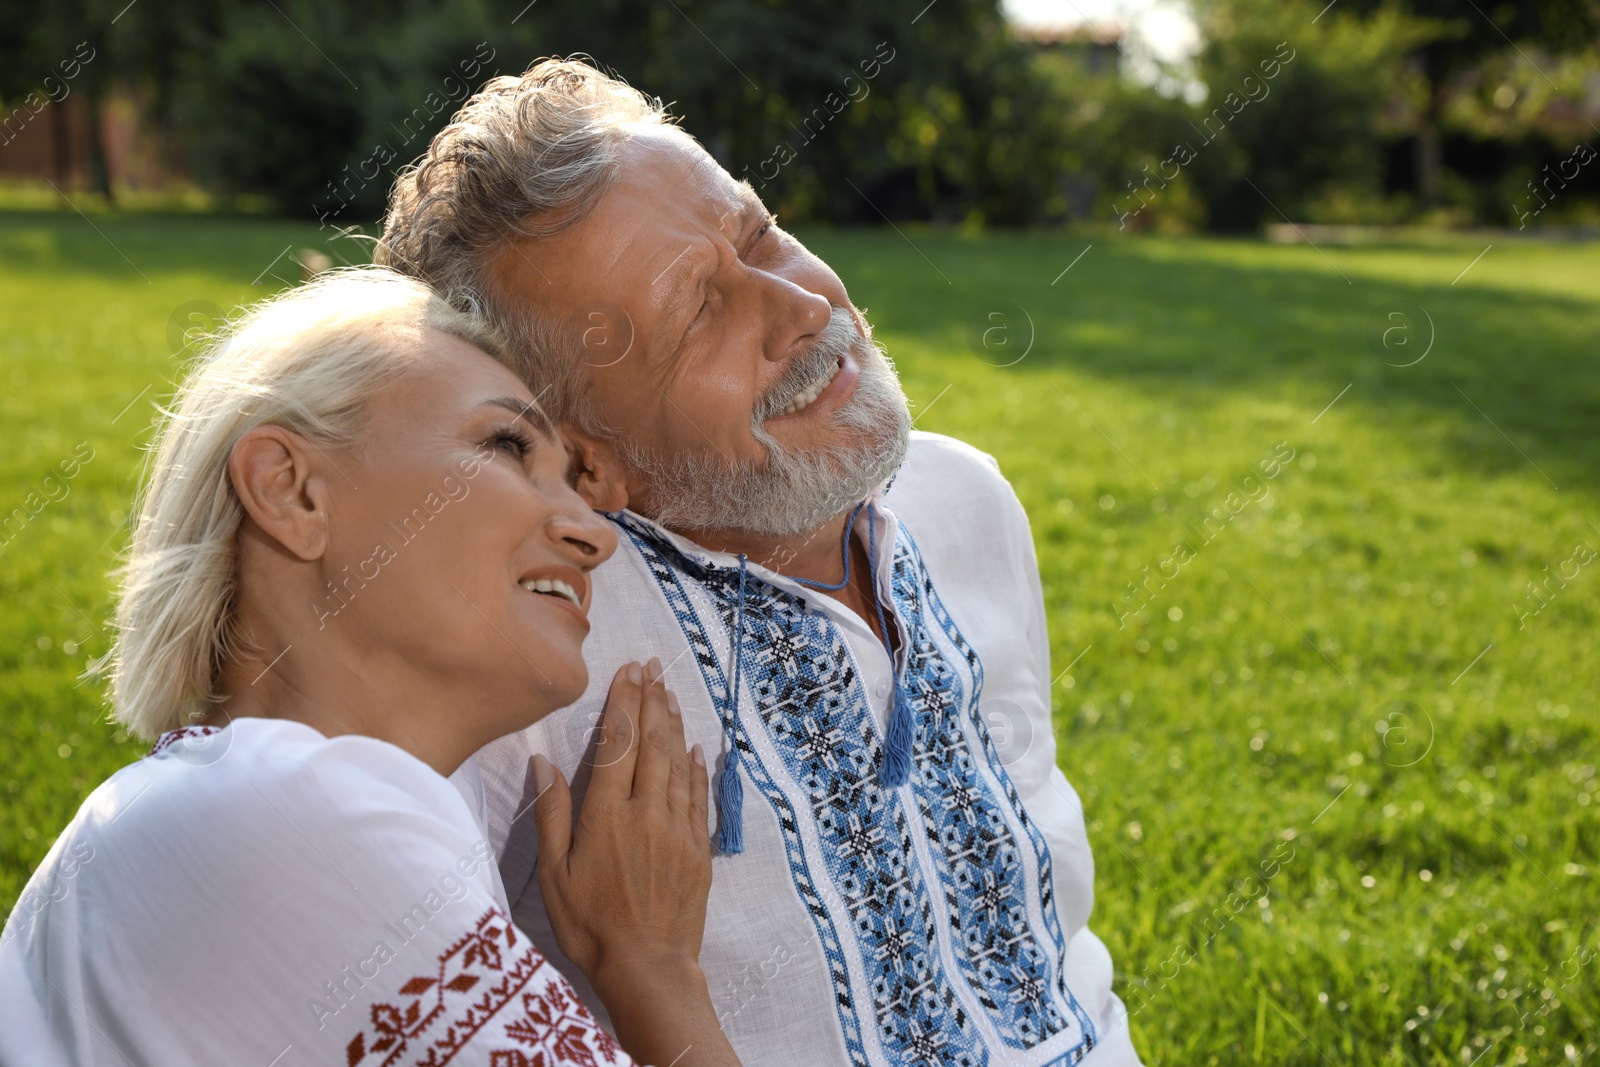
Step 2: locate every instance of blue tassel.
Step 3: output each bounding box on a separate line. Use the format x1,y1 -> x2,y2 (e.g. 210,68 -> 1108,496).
717,555 -> 750,855
716,747 -> 745,855
881,683 -> 914,787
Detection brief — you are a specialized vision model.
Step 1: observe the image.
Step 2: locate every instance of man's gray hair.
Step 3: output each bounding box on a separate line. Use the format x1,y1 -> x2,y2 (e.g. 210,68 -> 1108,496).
376,57 -> 669,430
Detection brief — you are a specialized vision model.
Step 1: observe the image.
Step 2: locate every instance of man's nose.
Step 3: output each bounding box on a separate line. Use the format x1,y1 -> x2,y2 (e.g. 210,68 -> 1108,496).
761,275 -> 833,363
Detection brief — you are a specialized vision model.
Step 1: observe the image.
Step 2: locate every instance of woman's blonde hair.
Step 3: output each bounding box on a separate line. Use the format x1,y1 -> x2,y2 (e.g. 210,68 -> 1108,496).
107,267 -> 505,739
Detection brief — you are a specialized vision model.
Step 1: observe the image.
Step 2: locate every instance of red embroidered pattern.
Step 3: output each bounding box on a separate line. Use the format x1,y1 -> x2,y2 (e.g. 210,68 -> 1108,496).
345,908 -> 627,1067
146,725 -> 223,758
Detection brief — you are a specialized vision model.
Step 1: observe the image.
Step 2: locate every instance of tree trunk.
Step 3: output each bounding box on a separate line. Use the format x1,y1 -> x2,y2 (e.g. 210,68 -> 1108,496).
50,98 -> 71,185
1414,76 -> 1443,209
84,90 -> 114,203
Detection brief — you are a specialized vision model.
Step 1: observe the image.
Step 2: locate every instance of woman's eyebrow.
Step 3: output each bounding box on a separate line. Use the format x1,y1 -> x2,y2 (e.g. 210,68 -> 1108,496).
483,395 -> 558,442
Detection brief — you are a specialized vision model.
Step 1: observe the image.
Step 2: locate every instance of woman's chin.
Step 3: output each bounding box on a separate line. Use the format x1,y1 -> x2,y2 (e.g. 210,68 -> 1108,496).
491,676 -> 586,742
533,662 -> 589,717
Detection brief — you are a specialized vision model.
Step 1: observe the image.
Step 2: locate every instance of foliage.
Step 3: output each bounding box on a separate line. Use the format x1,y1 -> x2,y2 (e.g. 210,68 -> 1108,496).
3,214 -> 1599,1062
4,0 -> 1597,228
1041,0 -> 1599,231
1186,0 -> 1431,229
1322,0 -> 1600,208
1035,48 -> 1206,231
477,0 -> 1068,225
0,0 -> 1061,225
171,0 -> 518,219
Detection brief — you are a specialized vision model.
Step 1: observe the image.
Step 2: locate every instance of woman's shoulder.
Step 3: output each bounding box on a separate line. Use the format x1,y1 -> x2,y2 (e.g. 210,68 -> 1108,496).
65,718 -> 496,916
130,717 -> 472,827
1,719 -> 626,1066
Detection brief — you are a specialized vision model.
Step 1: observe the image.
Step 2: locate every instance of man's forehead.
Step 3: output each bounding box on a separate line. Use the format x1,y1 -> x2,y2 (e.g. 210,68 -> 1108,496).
488,128 -> 764,313
603,132 -> 767,320
620,126 -> 760,223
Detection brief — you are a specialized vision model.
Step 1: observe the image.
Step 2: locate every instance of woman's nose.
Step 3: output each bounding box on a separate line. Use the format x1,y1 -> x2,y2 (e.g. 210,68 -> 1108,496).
549,498 -> 619,570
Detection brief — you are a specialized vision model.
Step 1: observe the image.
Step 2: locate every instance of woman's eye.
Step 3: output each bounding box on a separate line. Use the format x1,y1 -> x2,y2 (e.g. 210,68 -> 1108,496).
493,431 -> 530,460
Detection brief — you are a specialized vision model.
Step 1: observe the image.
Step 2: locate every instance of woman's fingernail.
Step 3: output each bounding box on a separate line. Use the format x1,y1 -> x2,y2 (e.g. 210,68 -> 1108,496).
627,662 -> 643,685
531,754 -> 554,795
691,743 -> 705,767
667,691 -> 682,717
646,656 -> 663,682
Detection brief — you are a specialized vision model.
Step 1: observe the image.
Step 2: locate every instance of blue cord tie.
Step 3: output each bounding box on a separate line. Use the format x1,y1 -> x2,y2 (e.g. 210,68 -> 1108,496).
788,502 -> 914,787
866,511 -> 914,787
716,503 -> 915,854
716,554 -> 749,855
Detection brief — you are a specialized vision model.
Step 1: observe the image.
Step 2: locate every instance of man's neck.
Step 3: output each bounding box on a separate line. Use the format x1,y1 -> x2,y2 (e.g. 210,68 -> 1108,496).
688,508 -> 853,585
672,505 -> 895,650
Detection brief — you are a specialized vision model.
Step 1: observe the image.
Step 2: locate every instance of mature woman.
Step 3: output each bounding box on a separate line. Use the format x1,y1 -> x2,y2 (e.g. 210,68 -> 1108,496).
0,268 -> 740,1066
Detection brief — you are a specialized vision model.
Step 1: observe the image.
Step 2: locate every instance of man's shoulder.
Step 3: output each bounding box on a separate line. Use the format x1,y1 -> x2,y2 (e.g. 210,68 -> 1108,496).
889,431 -> 1025,529
902,430 -> 1004,481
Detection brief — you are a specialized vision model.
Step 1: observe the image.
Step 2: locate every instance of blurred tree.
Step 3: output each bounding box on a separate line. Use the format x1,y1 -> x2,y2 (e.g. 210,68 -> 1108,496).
17,0 -> 1585,228
14,0 -> 1059,224
0,0 -> 119,200
1187,0 -> 1430,229
1040,56 -> 1203,230
1336,0 -> 1600,206
484,0 -> 1062,223
173,0 -> 532,219
174,0 -> 372,215
0,0 -> 222,201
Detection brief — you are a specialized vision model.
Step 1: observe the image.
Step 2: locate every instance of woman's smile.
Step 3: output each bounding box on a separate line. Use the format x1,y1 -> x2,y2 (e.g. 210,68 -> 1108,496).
517,563 -> 592,631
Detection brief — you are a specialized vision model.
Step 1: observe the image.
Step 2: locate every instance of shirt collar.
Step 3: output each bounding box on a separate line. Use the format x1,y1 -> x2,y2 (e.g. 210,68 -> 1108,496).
609,482 -> 903,607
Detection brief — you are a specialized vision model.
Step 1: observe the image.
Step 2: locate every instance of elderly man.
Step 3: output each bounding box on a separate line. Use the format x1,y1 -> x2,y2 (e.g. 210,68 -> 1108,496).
377,58 -> 1140,1067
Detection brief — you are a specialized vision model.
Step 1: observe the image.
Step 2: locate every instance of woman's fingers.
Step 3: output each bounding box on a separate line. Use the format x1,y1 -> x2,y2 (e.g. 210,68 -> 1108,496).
688,743 -> 711,851
589,662 -> 644,798
663,689 -> 693,815
630,657 -> 676,801
529,754 -> 572,873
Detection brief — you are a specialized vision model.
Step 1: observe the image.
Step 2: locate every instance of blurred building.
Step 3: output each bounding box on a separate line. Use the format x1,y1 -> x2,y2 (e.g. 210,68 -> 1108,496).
0,91 -> 171,192
1013,21 -> 1125,77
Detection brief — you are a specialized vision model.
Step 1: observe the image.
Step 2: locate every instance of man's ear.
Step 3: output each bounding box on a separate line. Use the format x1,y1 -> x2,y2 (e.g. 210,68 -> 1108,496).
561,428 -> 629,512
228,426 -> 332,561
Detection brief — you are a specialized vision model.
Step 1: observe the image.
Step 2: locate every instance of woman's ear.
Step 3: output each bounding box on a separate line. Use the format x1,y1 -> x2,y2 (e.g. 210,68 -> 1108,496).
228,426 -> 331,561
562,428 -> 629,512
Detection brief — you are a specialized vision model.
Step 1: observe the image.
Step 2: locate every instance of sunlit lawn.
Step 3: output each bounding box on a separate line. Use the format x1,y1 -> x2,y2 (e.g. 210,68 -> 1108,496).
2,210 -> 1596,1065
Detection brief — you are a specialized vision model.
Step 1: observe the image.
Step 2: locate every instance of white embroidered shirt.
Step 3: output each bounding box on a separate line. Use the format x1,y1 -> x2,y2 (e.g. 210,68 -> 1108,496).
0,718 -> 631,1067
476,432 -> 1143,1067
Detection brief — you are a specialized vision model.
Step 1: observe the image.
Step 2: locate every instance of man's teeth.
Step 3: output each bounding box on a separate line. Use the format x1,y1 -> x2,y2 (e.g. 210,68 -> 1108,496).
519,577 -> 582,609
778,359 -> 842,416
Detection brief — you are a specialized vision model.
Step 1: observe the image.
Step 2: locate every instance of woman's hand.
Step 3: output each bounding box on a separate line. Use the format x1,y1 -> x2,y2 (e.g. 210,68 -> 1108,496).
531,657 -> 738,1066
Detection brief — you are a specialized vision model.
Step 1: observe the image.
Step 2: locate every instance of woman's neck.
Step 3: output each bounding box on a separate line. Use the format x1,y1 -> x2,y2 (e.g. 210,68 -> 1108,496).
213,639 -> 496,778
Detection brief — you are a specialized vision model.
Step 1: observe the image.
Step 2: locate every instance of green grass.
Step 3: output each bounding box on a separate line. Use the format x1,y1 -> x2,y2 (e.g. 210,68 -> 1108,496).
3,212 -> 1597,1065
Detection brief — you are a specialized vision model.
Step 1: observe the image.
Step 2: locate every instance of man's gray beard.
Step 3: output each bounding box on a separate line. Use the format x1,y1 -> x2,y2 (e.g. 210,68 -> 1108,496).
617,306 -> 912,540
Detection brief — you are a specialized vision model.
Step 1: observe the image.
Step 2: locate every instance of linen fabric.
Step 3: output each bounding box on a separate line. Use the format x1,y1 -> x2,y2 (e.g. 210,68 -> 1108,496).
0,718 -> 631,1067
477,432 -> 1143,1067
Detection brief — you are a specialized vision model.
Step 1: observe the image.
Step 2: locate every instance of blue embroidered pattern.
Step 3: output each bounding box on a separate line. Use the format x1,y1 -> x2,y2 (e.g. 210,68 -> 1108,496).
615,514 -> 1095,1064
892,531 -> 1097,1059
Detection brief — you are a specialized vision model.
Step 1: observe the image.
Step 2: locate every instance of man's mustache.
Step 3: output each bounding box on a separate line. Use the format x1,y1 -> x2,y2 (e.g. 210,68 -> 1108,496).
754,307 -> 864,423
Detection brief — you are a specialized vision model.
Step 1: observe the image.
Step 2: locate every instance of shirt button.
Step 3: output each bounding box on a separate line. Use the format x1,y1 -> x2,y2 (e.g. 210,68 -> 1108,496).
876,678 -> 891,698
